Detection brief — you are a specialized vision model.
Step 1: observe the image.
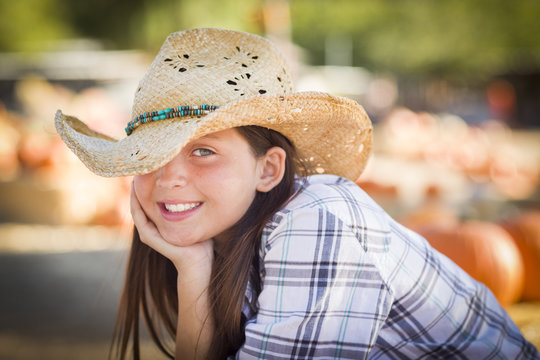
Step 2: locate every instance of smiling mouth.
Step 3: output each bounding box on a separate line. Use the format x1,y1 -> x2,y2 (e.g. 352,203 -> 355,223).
163,202 -> 201,213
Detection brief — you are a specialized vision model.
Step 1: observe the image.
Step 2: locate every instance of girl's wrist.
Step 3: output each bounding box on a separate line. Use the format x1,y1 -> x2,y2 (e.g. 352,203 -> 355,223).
174,250 -> 214,280
175,259 -> 213,284
170,238 -> 214,274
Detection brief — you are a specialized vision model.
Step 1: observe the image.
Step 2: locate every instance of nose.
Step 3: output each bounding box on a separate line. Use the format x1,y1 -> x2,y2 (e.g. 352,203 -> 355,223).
155,158 -> 188,189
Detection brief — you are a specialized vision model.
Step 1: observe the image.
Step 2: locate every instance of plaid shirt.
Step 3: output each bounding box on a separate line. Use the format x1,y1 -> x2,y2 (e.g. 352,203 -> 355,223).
233,175 -> 538,359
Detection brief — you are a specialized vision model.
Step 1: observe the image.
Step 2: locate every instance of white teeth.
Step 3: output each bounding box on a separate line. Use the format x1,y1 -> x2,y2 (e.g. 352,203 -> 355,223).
164,203 -> 200,213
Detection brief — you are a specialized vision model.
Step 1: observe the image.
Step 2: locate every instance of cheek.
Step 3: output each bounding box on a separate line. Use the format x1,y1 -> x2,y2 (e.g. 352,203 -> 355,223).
203,163 -> 257,194
133,175 -> 154,208
208,167 -> 259,210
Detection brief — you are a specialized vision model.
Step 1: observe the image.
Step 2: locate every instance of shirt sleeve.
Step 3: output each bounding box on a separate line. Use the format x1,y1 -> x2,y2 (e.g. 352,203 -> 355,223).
234,207 -> 394,359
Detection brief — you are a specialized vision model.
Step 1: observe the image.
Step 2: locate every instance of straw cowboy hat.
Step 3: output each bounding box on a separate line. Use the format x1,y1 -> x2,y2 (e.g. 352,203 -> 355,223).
55,28 -> 372,181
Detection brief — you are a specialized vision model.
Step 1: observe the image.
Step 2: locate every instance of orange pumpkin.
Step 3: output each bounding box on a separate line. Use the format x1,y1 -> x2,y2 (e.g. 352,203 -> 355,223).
356,180 -> 398,199
18,131 -> 54,169
417,221 -> 524,307
500,211 -> 540,301
398,202 -> 459,232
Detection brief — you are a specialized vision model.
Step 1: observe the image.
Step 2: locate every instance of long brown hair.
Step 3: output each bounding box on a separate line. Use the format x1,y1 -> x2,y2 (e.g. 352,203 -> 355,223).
111,126 -> 304,359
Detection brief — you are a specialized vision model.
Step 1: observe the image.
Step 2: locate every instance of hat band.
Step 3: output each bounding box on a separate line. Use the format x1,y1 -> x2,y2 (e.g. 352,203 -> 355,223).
125,104 -> 219,135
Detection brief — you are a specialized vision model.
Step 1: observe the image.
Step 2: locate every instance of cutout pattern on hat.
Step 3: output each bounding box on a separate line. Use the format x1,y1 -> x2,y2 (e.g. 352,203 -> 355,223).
223,46 -> 259,68
226,73 -> 268,96
163,53 -> 206,72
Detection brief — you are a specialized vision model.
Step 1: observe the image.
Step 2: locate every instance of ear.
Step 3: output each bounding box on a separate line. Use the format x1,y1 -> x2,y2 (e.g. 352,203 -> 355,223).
256,146 -> 286,193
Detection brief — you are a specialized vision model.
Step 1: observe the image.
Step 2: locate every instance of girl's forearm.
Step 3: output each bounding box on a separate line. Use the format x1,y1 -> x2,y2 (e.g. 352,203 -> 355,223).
175,265 -> 214,360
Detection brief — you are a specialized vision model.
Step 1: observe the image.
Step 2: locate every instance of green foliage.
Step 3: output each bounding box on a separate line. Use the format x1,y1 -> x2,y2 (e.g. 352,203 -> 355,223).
290,0 -> 540,78
1,0 -> 539,79
0,0 -> 261,52
60,0 -> 147,48
0,0 -> 73,51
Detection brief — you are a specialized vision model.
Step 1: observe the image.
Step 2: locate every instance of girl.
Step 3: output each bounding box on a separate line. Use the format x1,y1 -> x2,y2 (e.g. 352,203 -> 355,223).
55,28 -> 538,359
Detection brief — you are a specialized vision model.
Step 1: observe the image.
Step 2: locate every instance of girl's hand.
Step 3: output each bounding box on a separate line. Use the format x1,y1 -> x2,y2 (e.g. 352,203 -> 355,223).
130,184 -> 214,273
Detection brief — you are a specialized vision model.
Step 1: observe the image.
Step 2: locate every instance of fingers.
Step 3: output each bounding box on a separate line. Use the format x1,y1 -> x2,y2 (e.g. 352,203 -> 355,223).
130,183 -> 153,231
130,183 -> 167,251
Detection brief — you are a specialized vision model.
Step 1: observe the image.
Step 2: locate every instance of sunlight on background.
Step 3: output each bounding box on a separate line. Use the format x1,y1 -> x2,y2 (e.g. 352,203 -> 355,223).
0,0 -> 539,358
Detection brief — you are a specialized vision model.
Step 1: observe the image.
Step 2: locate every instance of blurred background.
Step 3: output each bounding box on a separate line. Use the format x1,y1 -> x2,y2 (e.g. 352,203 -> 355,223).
0,0 -> 539,358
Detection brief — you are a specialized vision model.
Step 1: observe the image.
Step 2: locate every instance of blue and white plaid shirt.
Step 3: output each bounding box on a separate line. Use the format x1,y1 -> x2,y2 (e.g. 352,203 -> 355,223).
234,175 -> 538,359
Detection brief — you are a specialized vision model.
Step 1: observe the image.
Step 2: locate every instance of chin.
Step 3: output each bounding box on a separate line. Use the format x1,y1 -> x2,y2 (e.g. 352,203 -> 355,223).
163,236 -> 191,247
161,231 -> 199,247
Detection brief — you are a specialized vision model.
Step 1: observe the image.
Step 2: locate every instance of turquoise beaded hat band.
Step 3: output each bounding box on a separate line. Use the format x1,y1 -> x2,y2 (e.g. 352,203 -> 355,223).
125,104 -> 218,135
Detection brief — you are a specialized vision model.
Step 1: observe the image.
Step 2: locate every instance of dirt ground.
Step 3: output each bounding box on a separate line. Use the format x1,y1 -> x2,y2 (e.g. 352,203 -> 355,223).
507,301 -> 540,350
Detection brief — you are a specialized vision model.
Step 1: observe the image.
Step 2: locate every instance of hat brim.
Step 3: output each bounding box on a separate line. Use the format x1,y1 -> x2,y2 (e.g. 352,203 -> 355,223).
55,91 -> 372,181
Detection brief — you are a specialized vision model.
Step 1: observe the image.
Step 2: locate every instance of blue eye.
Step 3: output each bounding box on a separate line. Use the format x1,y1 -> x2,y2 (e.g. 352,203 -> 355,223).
193,148 -> 215,157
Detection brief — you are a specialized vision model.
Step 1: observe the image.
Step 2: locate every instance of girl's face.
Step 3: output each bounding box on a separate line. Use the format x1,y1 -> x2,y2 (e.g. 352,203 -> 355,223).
133,128 -> 275,247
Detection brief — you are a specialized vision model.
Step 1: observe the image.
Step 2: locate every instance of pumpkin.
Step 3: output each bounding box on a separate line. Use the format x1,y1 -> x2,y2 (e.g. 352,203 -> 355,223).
91,176 -> 132,229
398,201 -> 459,232
18,131 -> 55,170
500,211 -> 540,301
355,180 -> 398,199
0,119 -> 20,181
417,221 -> 524,307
